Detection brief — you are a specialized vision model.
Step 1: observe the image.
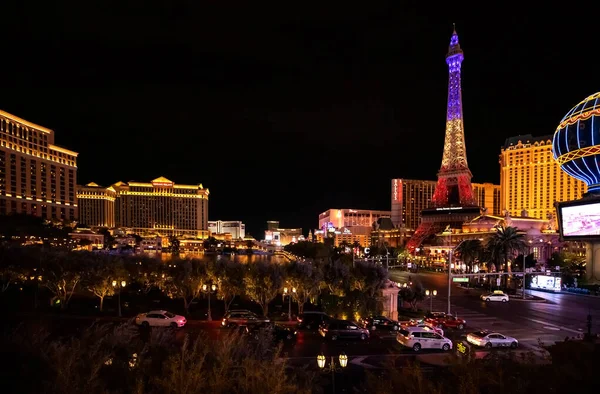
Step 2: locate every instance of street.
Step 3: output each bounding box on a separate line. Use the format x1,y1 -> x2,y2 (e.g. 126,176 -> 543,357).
388,270 -> 600,346
7,269 -> 596,373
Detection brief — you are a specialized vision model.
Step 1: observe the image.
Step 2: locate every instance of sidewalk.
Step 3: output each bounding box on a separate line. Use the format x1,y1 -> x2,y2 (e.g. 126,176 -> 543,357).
558,290 -> 600,298
415,346 -> 550,367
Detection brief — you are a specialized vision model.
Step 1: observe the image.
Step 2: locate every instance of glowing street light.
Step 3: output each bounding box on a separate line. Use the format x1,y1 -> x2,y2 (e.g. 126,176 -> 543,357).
339,353 -> 348,368
283,286 -> 297,321
426,289 -> 437,312
317,353 -> 348,392
112,279 -> 127,317
203,282 -> 218,321
317,354 -> 326,369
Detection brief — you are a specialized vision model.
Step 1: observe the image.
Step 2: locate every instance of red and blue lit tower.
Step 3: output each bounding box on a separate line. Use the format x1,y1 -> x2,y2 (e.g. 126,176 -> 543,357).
431,25 -> 476,207
407,26 -> 480,253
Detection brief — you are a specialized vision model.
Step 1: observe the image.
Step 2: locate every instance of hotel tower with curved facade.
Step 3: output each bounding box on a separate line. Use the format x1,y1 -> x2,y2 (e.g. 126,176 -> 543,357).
0,110 -> 78,220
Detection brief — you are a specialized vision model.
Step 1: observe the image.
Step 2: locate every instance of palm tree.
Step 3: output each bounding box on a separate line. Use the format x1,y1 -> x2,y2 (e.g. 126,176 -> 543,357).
486,226 -> 527,286
454,239 -> 483,272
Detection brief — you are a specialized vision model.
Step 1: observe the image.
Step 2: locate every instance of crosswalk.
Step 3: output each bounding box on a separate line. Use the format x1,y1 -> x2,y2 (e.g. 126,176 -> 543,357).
415,298 -> 565,347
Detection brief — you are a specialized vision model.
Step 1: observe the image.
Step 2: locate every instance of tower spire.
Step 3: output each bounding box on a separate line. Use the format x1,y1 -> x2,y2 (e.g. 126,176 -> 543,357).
431,26 -> 476,207
406,27 -> 480,254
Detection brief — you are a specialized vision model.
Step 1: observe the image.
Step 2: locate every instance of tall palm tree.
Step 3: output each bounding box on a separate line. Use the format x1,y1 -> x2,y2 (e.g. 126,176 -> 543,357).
486,226 -> 527,285
454,239 -> 483,272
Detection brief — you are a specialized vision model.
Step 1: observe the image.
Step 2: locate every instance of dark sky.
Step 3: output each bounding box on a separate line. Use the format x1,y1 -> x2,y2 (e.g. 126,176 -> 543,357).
2,2 -> 599,237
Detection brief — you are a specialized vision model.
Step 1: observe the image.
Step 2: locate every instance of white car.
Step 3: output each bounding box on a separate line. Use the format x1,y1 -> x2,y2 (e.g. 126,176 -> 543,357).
481,292 -> 509,302
467,331 -> 518,349
397,326 -> 453,352
400,320 -> 444,336
136,310 -> 187,328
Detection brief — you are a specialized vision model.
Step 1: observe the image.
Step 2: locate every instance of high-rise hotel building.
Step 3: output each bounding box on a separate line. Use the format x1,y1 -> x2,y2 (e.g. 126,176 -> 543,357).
76,182 -> 116,228
500,135 -> 586,220
391,179 -> 500,230
0,110 -> 78,220
77,177 -> 209,238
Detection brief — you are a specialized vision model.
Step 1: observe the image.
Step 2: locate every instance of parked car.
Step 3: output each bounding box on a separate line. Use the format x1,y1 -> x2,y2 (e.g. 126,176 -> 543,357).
396,326 -> 453,352
480,291 -> 509,302
221,310 -> 270,327
400,320 -> 444,336
297,311 -> 331,330
467,331 -> 518,348
319,320 -> 369,341
425,312 -> 466,330
361,316 -> 400,331
135,310 -> 186,328
246,323 -> 298,342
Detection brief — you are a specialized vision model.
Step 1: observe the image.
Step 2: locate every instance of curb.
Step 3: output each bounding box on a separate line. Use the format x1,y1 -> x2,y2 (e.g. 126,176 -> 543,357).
559,291 -> 600,299
508,297 -> 546,303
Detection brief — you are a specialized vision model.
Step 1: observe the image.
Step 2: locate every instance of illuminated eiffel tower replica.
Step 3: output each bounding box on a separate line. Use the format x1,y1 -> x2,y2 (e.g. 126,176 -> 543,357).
407,26 -> 481,253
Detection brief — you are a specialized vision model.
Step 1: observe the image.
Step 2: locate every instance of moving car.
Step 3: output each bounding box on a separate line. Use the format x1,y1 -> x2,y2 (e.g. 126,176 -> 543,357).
319,320 -> 369,341
396,327 -> 453,352
135,310 -> 186,328
425,312 -> 466,330
481,291 -> 509,302
221,310 -> 270,327
467,331 -> 518,349
361,316 -> 400,331
297,311 -> 331,330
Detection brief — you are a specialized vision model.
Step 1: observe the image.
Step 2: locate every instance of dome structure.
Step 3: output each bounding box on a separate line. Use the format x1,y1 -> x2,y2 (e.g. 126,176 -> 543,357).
552,92 -> 600,193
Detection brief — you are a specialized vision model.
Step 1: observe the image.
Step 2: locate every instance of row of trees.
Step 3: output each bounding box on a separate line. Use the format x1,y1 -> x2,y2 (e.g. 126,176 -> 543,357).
0,245 -> 388,318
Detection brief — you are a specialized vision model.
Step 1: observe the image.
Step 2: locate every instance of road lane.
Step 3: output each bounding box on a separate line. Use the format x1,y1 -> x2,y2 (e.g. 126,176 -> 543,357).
389,270 -> 600,345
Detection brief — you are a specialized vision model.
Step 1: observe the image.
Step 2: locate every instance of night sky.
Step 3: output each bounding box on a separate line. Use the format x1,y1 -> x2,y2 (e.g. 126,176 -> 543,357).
2,3 -> 599,237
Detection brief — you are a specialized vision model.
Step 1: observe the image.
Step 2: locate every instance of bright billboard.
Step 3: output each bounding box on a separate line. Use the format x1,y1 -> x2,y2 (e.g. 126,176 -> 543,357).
556,198 -> 600,240
530,275 -> 561,292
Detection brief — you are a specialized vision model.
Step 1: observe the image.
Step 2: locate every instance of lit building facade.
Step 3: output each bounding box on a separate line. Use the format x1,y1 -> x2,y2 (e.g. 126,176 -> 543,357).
391,179 -> 436,231
76,182 -> 116,228
208,220 -> 245,239
264,221 -> 302,246
319,208 -> 391,238
113,176 -> 209,238
428,212 -> 562,267
472,183 -> 501,216
314,224 -> 371,247
371,217 -> 413,248
500,135 -> 587,220
391,179 -> 500,231
0,110 -> 78,220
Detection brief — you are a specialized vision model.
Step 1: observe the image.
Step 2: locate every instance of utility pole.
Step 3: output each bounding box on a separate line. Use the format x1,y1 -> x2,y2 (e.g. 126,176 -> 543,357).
448,249 -> 452,315
522,254 -> 527,299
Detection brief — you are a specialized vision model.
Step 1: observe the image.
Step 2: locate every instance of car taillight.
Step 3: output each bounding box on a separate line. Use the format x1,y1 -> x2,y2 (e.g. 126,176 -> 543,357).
297,318 -> 303,322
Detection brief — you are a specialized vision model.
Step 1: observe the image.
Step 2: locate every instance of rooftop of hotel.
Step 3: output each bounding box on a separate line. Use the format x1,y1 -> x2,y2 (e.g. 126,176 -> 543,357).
503,134 -> 552,149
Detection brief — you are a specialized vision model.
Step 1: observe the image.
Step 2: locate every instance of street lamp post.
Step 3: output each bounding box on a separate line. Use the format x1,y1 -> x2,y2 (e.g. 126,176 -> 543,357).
283,286 -> 297,321
202,283 -> 217,321
448,248 -> 453,315
317,353 -> 348,393
112,280 -> 126,317
425,289 -> 437,312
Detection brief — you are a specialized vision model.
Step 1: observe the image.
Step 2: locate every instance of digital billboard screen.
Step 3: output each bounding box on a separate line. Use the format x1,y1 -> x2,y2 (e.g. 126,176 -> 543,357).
556,199 -> 600,240
530,275 -> 562,292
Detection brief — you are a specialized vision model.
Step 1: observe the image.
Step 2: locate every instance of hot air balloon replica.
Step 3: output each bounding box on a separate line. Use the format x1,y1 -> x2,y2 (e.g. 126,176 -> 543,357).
553,92 -> 600,283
